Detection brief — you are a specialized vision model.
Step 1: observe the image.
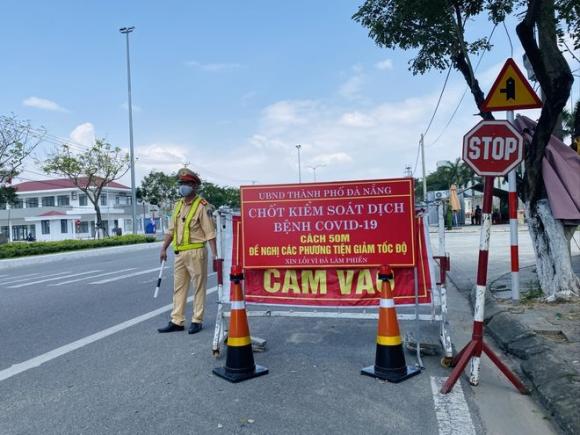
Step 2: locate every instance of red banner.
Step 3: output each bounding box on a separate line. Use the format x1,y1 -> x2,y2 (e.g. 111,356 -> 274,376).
240,179 -> 415,269
232,215 -> 433,306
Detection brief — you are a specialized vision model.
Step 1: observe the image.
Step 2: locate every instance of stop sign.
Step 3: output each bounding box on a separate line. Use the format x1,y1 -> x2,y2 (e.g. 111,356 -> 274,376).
462,120 -> 523,176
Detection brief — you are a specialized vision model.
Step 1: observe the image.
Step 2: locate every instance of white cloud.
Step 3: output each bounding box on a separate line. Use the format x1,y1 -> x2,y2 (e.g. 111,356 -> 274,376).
339,111 -> 376,128
69,123 -> 95,147
375,59 -> 393,70
23,96 -> 68,112
339,74 -> 365,100
185,61 -> 243,72
125,60 -> 533,187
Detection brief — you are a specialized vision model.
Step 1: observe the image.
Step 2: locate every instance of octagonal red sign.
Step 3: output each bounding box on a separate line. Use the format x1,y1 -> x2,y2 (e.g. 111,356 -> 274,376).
462,120 -> 524,176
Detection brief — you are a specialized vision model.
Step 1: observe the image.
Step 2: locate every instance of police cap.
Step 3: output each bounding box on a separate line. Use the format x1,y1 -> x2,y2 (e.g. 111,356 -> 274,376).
176,168 -> 201,185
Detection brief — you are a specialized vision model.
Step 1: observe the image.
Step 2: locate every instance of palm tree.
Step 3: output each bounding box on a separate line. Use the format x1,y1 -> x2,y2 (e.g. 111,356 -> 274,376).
439,158 -> 477,188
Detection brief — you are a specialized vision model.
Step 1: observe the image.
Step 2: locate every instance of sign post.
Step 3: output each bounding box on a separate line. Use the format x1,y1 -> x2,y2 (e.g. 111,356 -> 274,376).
481,58 -> 543,305
441,120 -> 528,394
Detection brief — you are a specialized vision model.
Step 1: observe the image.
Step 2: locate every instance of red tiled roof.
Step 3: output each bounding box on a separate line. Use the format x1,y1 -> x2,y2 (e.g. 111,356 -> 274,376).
13,177 -> 130,192
39,211 -> 67,217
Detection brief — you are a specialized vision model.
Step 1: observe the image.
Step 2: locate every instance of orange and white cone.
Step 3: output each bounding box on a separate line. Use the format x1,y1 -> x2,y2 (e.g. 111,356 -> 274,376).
361,265 -> 420,383
213,265 -> 268,383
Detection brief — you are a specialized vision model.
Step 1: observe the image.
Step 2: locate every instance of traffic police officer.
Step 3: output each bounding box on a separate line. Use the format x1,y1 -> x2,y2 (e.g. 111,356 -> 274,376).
158,168 -> 217,334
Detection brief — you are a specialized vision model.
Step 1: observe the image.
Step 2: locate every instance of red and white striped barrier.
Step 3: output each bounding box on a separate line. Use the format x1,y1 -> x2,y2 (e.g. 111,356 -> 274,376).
507,110 -> 520,302
441,176 -> 528,394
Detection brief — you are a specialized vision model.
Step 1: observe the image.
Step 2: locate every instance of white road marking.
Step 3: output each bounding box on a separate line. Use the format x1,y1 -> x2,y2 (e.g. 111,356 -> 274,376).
430,376 -> 476,435
48,268 -> 138,286
0,286 -> 217,383
0,271 -> 70,286
7,271 -> 101,288
0,272 -> 42,282
89,267 -> 162,284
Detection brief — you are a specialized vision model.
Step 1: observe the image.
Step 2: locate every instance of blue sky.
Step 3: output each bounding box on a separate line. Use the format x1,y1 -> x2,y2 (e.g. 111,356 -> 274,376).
1,1 -> 577,187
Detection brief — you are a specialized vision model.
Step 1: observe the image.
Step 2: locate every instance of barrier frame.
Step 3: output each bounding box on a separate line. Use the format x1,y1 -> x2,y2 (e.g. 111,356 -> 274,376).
211,207 -> 453,365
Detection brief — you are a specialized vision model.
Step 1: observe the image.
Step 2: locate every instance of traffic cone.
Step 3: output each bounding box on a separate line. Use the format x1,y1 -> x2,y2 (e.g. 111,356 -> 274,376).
213,265 -> 268,383
361,265 -> 420,383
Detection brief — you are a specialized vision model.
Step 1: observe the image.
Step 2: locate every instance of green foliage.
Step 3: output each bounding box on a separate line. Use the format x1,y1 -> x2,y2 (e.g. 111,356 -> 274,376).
138,170 -> 241,209
0,115 -> 43,202
562,101 -> 580,144
0,186 -> 17,207
199,181 -> 240,209
138,171 -> 179,208
0,234 -> 156,259
415,158 -> 478,197
42,139 -> 130,228
352,1 -> 510,75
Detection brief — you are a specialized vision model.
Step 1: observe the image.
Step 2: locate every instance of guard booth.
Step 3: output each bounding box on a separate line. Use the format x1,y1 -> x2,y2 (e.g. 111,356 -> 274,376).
212,178 -> 453,366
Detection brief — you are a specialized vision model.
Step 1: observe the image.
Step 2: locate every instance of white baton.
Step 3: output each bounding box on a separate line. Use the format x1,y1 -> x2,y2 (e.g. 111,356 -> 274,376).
153,259 -> 166,298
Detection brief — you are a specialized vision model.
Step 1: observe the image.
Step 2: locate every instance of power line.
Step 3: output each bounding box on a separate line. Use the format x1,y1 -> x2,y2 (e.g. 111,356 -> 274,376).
429,24 -> 498,147
423,66 -> 452,137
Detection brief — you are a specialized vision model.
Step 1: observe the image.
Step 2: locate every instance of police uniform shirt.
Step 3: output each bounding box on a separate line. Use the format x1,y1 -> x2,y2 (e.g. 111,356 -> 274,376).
166,198 -> 216,245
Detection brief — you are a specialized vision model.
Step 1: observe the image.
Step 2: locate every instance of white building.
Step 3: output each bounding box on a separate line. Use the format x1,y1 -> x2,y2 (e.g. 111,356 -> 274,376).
0,178 -> 156,242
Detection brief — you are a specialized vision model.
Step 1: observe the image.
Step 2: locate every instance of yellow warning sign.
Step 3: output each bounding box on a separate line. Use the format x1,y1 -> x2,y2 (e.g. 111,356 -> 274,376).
482,58 -> 542,112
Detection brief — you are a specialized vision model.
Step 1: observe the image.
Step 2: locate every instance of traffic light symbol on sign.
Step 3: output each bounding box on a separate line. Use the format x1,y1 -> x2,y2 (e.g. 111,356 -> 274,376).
482,58 -> 542,112
500,78 -> 515,101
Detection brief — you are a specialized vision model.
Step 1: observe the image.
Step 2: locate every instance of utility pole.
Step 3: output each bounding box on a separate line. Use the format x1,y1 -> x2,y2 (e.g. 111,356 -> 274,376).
420,133 -> 427,202
296,144 -> 302,183
404,164 -> 412,178
120,26 -> 138,234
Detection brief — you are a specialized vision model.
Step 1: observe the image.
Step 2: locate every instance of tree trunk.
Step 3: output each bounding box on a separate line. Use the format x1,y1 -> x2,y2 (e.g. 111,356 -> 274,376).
526,199 -> 580,300
94,204 -> 103,240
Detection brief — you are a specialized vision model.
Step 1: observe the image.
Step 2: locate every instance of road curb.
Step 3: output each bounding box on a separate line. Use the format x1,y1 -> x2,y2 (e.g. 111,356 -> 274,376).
449,271 -> 579,435
0,241 -> 162,271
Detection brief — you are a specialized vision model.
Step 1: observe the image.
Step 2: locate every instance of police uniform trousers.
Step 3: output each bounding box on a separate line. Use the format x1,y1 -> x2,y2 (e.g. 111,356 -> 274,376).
171,247 -> 208,325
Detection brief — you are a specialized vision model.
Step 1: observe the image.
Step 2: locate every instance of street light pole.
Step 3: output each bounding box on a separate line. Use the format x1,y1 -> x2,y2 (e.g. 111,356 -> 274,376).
307,164 -> 325,182
296,144 -> 302,183
120,26 -> 138,234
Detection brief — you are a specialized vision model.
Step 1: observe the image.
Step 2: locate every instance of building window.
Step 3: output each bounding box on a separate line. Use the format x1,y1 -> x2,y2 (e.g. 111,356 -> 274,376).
100,194 -> 107,206
57,195 -> 70,206
41,220 -> 50,235
79,221 -> 89,233
60,219 -> 68,234
79,194 -> 88,206
1,226 -> 8,238
12,225 -> 34,241
12,199 -> 23,209
25,197 -> 39,208
42,196 -> 55,207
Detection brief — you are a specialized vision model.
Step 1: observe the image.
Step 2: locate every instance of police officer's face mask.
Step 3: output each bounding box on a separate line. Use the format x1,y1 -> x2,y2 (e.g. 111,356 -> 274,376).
178,184 -> 195,197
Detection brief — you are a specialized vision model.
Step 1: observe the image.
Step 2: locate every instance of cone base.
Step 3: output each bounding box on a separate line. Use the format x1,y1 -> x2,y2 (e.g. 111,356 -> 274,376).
212,365 -> 269,383
361,365 -> 420,383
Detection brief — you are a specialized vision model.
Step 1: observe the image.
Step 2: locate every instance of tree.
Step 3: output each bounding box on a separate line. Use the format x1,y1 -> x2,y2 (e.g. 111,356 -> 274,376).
416,159 -> 478,197
562,101 -> 580,148
43,139 -> 129,238
199,181 -> 240,209
354,1 -> 579,299
138,171 -> 180,231
0,115 -> 44,204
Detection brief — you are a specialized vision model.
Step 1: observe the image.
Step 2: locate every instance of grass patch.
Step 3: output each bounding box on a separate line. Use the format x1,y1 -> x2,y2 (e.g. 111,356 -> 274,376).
521,278 -> 544,303
0,234 -> 157,259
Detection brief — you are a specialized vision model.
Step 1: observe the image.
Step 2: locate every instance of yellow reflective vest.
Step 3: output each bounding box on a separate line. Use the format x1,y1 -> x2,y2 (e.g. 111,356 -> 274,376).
172,196 -> 205,251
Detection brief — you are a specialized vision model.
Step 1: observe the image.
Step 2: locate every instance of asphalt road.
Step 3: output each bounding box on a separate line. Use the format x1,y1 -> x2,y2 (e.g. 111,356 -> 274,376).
0,235 -> 562,434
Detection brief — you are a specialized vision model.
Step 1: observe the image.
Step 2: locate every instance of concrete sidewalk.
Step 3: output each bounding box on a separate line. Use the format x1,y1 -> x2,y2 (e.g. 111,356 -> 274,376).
444,228 -> 580,435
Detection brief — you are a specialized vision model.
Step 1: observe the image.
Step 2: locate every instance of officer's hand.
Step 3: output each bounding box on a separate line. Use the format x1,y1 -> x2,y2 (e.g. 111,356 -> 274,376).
160,248 -> 168,263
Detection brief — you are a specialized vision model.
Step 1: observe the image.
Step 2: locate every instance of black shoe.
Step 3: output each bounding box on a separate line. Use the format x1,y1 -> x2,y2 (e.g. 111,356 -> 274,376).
157,322 -> 184,333
188,322 -> 203,334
